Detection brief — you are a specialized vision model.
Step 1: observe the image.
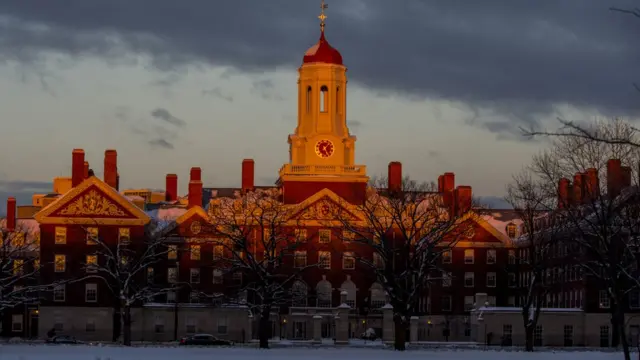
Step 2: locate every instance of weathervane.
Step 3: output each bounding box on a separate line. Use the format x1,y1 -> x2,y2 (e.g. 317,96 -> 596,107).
319,0 -> 328,33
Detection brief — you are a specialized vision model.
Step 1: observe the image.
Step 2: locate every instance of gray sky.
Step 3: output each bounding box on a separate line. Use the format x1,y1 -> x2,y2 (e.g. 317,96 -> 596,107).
0,0 -> 639,212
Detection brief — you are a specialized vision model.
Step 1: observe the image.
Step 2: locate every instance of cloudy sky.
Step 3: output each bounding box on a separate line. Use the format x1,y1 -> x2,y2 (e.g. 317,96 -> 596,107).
0,0 -> 639,213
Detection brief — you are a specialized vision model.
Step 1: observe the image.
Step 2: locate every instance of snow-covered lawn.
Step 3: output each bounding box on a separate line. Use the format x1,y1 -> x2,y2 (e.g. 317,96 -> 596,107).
0,346 -> 631,360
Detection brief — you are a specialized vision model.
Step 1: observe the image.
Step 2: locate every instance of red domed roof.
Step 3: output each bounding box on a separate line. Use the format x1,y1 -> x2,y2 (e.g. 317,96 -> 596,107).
303,32 -> 343,65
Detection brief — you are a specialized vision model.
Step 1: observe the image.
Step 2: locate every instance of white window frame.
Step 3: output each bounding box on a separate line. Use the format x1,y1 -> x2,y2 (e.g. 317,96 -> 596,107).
464,249 -> 474,264
486,272 -> 497,287
318,251 -> 331,270
53,285 -> 66,302
342,252 -> 355,270
11,315 -> 22,332
464,272 -> 475,287
85,283 -> 98,303
486,249 -> 497,264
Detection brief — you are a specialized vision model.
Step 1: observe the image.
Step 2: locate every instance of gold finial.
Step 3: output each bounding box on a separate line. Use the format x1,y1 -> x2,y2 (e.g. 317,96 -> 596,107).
318,0 -> 328,33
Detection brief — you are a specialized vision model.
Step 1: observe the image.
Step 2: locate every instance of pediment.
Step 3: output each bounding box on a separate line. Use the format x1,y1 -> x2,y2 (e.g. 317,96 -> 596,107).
289,191 -> 361,222
449,212 -> 513,248
34,176 -> 150,226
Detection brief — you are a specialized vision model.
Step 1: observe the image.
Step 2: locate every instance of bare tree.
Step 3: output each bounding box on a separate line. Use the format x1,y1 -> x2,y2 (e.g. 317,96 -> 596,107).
205,188 -> 314,349
335,177 -> 474,351
505,170 -> 565,351
80,224 -> 179,346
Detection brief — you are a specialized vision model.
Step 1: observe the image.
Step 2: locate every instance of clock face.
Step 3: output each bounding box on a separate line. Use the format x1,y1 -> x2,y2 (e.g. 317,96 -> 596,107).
315,139 -> 335,158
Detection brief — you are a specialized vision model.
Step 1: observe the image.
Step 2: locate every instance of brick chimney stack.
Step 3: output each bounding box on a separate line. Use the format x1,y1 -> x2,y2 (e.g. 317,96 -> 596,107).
104,149 -> 118,189
188,167 -> 203,208
6,197 -> 16,231
558,178 -> 571,209
83,161 -> 90,179
441,172 -> 455,208
573,173 -> 585,205
166,174 -> 178,202
387,162 -> 402,193
242,159 -> 255,192
622,166 -> 632,189
453,186 -> 473,216
585,168 -> 599,201
607,159 -> 623,199
72,149 -> 85,187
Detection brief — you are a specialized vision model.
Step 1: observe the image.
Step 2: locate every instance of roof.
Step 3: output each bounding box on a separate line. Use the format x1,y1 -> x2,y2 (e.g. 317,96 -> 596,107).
477,209 -> 525,239
303,32 -> 343,66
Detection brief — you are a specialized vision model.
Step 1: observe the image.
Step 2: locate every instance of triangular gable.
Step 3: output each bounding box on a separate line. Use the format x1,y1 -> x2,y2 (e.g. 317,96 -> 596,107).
34,176 -> 150,226
288,188 -> 361,223
175,206 -> 210,226
451,212 -> 513,247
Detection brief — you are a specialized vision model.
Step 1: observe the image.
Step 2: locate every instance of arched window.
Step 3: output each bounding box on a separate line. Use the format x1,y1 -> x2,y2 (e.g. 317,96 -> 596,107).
316,278 -> 332,308
291,280 -> 308,307
320,85 -> 328,112
340,276 -> 357,307
336,86 -> 340,114
370,282 -> 386,308
306,86 -> 312,114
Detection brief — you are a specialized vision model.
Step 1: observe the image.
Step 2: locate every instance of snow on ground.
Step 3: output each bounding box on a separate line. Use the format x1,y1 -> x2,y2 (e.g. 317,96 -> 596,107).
0,346 -> 631,360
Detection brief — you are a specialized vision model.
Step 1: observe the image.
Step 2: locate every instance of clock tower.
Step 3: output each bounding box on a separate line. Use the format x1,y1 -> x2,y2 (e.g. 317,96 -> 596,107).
278,1 -> 369,204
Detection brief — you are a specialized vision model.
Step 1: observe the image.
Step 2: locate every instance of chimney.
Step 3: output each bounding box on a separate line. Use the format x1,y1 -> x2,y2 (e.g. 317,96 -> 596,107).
387,162 -> 402,193
104,149 -> 118,189
572,173 -> 585,205
442,172 -> 455,208
72,149 -> 85,187
166,174 -> 178,202
116,172 -> 120,191
188,167 -> 203,208
6,197 -> 16,231
83,161 -> 90,179
607,159 -> 622,199
585,168 -> 600,201
242,159 -> 255,192
622,166 -> 632,189
558,178 -> 571,208
453,186 -> 473,216
438,175 -> 444,193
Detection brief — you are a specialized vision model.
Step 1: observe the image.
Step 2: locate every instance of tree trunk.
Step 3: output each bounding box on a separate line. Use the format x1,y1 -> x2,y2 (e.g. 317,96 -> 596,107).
112,307 -> 121,343
121,305 -> 132,346
524,325 -> 534,352
258,307 -> 271,349
614,307 -> 631,360
393,315 -> 407,351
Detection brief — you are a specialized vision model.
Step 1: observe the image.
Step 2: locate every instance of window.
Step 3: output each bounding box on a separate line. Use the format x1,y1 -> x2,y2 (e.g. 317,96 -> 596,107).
464,296 -> 474,311
503,324 -> 513,342
86,319 -> 96,332
630,291 -> 640,309
53,285 -> 65,302
86,255 -> 97,273
464,249 -> 474,264
86,227 -> 98,245
486,272 -> 497,287
213,269 -> 223,284
190,245 -> 201,260
342,252 -> 356,270
370,283 -> 386,308
213,245 -> 224,260
508,250 -> 516,264
316,280 -> 332,307
85,283 -> 97,302
464,272 -> 474,287
190,268 -> 200,284
12,259 -> 23,275
336,86 -> 341,114
186,317 -> 197,334
372,253 -> 384,269
118,228 -> 130,244
442,272 -> 452,287
507,296 -> 516,306
342,230 -> 354,241
319,85 -> 328,112
168,245 -> 178,260
442,250 -> 452,264
486,250 -> 496,264
166,291 -> 176,303
12,232 -> 24,248
318,251 -> 331,269
168,267 -> 178,283
147,267 -> 154,283
55,227 -> 67,244
295,229 -> 307,242
441,295 -> 452,311
11,315 -> 22,332
154,316 -> 165,333
217,317 -> 228,335
54,255 -> 66,272
291,281 -> 308,307
506,223 -> 517,238
318,229 -> 331,243
508,273 -> 516,287
233,271 -> 243,284
599,290 -> 610,309
306,86 -> 312,114
294,251 -> 307,268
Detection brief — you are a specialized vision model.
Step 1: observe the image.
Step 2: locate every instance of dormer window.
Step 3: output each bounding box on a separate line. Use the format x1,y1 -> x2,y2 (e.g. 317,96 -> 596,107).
506,223 -> 517,238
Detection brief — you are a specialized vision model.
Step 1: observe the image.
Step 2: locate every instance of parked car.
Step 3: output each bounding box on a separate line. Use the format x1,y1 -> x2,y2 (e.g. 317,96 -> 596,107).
179,334 -> 234,346
360,328 -> 378,341
46,335 -> 82,345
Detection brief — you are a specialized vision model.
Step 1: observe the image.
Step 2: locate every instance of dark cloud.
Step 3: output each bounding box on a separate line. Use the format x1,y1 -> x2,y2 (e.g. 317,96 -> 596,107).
150,108 -> 186,127
148,138 -> 174,149
202,87 -> 233,102
1,1 -> 639,135
250,79 -> 283,101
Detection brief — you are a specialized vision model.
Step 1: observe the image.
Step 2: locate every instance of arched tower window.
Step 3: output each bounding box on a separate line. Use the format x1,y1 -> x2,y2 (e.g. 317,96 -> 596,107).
320,85 -> 328,113
306,86 -> 312,114
336,86 -> 340,114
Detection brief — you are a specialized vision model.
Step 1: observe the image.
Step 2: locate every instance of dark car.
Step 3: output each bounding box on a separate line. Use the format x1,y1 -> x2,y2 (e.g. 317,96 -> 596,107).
46,335 -> 82,344
179,334 -> 234,346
